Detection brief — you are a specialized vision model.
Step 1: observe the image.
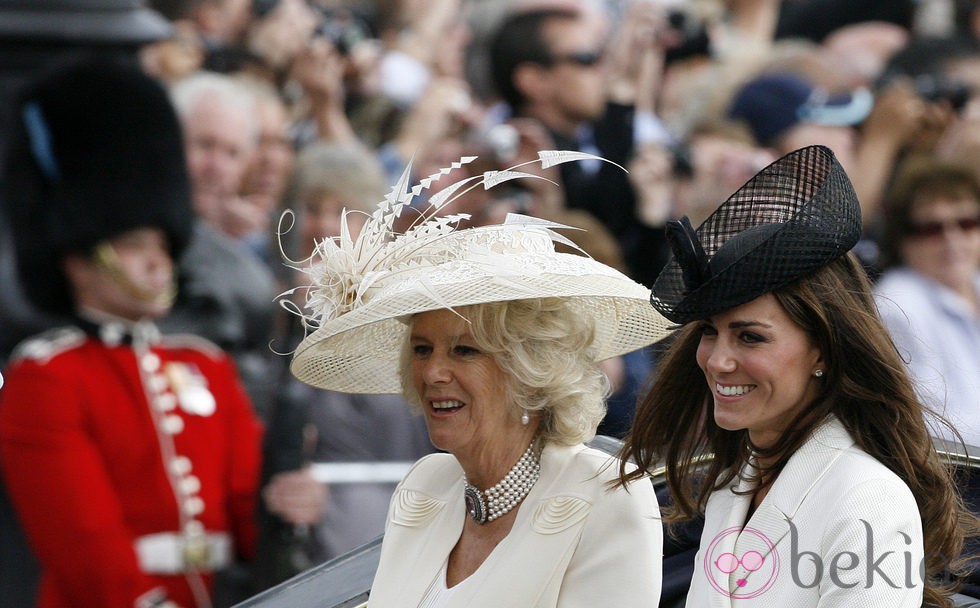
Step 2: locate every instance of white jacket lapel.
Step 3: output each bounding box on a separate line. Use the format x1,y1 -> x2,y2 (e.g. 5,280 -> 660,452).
727,417 -> 856,600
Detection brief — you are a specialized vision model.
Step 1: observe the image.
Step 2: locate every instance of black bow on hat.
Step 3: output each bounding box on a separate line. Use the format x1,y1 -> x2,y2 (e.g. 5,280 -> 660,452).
651,145 -> 862,324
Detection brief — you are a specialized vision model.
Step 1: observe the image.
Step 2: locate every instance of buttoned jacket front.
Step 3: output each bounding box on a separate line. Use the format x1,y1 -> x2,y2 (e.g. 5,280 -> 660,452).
0,326 -> 263,608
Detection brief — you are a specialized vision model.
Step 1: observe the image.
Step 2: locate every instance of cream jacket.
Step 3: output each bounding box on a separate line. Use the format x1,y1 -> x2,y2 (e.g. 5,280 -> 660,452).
686,416 -> 924,608
368,443 -> 663,607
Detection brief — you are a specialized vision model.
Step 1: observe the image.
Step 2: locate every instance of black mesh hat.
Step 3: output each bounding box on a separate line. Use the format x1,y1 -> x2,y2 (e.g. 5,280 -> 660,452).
650,145 -> 861,324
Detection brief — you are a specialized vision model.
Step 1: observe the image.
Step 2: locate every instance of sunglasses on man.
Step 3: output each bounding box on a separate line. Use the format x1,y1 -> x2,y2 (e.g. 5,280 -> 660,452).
544,50 -> 604,68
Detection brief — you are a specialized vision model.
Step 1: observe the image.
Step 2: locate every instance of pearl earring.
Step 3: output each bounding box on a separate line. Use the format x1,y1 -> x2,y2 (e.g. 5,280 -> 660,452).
814,369 -> 824,378
521,409 -> 530,425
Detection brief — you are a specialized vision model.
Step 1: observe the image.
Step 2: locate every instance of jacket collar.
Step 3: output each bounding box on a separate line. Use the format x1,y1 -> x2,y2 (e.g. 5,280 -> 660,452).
74,308 -> 160,347
379,443 -> 591,605
706,416 -> 855,602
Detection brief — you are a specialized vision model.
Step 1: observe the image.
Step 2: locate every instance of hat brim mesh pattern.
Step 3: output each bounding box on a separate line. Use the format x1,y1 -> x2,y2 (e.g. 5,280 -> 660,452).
651,145 -> 861,323
291,252 -> 671,393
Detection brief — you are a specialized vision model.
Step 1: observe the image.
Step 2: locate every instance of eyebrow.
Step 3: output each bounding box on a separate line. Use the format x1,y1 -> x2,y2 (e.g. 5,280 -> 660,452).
408,333 -> 471,343
727,320 -> 772,329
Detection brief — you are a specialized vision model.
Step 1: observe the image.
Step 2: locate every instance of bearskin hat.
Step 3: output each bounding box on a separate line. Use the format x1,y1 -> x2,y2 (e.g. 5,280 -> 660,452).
3,56 -> 193,315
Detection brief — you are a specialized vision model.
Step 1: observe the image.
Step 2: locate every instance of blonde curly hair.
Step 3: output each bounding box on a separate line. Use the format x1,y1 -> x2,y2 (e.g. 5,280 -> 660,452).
399,297 -> 610,446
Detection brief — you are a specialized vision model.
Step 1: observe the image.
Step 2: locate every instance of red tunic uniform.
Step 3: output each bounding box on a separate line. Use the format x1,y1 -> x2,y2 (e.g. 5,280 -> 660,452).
0,324 -> 264,608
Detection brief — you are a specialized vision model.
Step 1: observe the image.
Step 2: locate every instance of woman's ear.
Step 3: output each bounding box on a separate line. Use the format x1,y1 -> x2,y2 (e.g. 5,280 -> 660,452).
812,349 -> 826,378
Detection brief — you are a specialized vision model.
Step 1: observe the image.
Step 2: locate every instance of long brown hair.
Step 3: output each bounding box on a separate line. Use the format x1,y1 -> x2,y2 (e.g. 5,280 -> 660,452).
620,253 -> 977,607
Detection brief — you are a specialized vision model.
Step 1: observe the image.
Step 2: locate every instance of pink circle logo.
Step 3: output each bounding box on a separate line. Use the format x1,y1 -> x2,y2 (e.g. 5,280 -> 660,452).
703,526 -> 779,599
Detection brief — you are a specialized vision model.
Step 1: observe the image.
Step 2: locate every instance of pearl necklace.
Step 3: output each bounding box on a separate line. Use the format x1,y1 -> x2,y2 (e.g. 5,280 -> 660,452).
463,439 -> 541,525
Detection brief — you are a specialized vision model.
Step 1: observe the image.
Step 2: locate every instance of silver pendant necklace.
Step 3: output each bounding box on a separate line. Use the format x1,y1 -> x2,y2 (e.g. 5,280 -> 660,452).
463,439 -> 541,525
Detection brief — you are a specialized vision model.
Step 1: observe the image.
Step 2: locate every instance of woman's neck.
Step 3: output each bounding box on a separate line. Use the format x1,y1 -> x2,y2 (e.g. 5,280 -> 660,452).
457,425 -> 540,490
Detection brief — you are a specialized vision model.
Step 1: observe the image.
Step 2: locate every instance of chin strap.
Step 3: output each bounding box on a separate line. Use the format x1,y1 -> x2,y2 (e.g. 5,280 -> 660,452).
92,240 -> 177,308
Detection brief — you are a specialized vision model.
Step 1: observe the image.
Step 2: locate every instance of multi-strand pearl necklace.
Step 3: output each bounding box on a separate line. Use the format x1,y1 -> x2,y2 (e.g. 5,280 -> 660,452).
463,439 -> 542,525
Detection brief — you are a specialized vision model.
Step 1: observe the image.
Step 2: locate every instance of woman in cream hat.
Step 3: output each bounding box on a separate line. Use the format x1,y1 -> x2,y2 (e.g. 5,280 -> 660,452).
287,152 -> 670,606
620,145 -> 976,607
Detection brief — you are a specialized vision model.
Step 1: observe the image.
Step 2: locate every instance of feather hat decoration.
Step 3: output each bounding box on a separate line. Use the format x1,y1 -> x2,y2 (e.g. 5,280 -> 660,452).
285,150 -> 673,393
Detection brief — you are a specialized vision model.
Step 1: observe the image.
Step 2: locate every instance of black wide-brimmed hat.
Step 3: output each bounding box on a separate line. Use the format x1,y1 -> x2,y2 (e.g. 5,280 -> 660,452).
3,56 -> 193,315
650,145 -> 861,324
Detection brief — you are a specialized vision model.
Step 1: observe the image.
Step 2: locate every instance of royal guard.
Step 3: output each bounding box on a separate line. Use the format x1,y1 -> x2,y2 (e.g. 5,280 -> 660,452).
0,57 -> 263,607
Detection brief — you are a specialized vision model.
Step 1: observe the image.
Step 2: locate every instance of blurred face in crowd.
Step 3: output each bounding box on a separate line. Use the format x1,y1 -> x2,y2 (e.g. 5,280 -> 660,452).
300,192 -> 352,258
678,133 -> 776,225
900,194 -> 980,293
196,0 -> 252,45
525,12 -> 609,134
247,0 -> 319,70
183,94 -> 255,224
64,228 -> 176,321
241,94 -> 295,211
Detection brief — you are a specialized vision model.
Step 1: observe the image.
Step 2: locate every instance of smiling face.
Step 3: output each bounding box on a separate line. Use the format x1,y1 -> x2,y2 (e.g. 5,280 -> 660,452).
408,308 -> 537,482
695,294 -> 824,449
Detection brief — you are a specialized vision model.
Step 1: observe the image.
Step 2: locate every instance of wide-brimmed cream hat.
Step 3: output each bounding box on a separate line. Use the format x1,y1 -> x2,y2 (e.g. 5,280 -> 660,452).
287,152 -> 672,393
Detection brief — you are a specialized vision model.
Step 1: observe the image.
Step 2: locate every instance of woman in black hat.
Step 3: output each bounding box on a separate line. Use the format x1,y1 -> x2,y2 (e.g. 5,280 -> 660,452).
620,145 -> 976,607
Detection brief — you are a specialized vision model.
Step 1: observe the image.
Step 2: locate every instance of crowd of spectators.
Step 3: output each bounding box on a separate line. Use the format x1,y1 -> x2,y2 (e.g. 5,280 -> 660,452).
1,0 -> 979,604
142,0 -> 980,439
